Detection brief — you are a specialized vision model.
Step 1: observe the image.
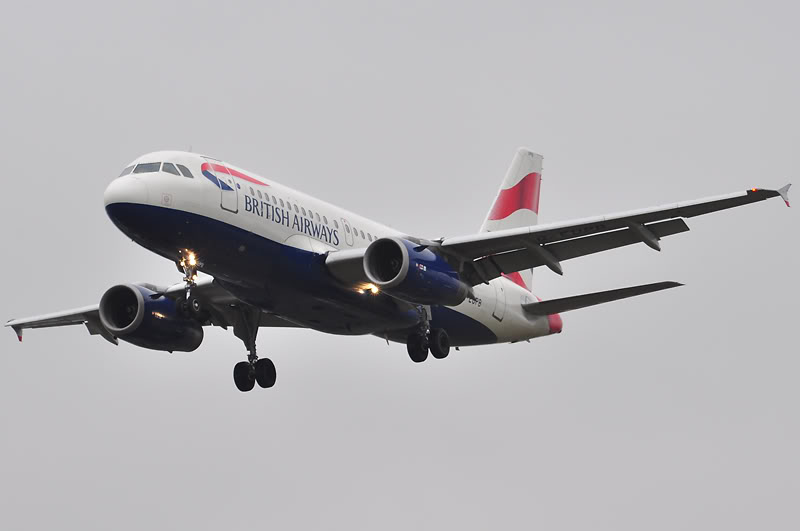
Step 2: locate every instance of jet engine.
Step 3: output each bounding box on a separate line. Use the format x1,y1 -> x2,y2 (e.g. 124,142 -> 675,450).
363,238 -> 470,306
99,284 -> 203,352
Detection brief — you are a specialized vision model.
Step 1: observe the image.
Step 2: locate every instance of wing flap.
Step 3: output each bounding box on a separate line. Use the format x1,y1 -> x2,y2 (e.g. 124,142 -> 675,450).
523,281 -> 683,316
471,219 -> 689,283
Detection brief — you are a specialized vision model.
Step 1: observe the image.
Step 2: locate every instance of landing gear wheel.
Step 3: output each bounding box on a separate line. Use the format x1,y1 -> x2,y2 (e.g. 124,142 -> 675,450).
255,358 -> 277,388
429,329 -> 450,359
233,361 -> 255,392
407,333 -> 429,363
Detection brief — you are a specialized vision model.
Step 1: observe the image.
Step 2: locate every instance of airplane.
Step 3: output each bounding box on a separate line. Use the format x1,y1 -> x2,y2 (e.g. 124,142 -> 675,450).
6,148 -> 791,392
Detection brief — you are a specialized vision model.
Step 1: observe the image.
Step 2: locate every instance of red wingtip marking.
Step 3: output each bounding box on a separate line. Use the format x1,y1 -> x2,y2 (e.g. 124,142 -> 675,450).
785,200 -> 791,208
488,172 -> 541,220
17,335 -> 22,342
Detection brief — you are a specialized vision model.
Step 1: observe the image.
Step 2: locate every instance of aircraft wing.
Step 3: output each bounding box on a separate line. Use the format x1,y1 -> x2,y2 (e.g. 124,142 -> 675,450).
5,305 -> 116,344
522,281 -> 683,315
439,184 -> 791,286
6,277 -> 302,344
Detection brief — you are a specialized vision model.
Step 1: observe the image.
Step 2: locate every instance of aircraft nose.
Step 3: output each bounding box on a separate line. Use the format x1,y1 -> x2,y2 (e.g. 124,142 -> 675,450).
104,176 -> 149,207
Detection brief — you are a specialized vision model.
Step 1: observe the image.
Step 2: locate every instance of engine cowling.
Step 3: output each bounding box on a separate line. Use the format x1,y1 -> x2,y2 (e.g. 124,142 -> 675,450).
364,238 -> 470,306
99,284 -> 203,352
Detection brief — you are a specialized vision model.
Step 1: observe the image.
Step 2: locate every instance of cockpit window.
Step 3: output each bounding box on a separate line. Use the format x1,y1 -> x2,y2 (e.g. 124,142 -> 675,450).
176,164 -> 194,178
162,163 -> 180,176
119,165 -> 134,177
133,162 -> 161,174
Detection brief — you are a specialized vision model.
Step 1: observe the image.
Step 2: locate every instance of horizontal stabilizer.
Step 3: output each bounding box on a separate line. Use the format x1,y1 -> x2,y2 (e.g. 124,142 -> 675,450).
522,281 -> 683,316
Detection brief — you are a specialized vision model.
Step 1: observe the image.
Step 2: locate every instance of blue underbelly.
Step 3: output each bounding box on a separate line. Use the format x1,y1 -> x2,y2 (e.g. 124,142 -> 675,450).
105,203 -> 496,345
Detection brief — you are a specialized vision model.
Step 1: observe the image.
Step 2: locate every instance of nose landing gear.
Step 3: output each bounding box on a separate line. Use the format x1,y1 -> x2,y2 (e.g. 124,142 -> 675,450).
178,250 -> 200,299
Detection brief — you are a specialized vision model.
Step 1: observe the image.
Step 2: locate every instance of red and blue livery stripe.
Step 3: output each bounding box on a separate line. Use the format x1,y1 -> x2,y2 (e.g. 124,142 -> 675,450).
201,162 -> 269,191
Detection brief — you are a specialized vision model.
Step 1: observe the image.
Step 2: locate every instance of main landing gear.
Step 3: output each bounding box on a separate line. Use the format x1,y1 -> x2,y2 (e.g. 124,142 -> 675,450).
406,307 -> 450,363
175,250 -> 276,392
232,305 -> 277,392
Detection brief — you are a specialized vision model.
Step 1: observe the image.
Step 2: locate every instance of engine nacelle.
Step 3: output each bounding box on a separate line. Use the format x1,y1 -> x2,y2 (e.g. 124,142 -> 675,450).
364,238 -> 470,306
99,284 -> 203,352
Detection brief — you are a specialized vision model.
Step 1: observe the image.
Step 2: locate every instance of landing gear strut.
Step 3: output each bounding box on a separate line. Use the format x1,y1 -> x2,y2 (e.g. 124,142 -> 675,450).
232,305 -> 277,392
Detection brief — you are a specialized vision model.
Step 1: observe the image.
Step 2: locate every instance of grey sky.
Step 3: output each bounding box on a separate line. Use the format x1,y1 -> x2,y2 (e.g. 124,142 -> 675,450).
1,1 -> 798,529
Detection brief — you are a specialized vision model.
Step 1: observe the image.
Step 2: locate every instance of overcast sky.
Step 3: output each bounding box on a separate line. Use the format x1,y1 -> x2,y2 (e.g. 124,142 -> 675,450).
1,1 -> 798,529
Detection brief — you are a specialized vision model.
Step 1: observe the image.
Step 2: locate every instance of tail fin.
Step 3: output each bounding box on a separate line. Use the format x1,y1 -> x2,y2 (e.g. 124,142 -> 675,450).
480,148 -> 543,291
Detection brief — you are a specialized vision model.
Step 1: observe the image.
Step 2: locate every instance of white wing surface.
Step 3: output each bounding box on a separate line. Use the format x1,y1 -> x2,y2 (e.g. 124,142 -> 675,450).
6,277 -> 301,344
439,185 -> 791,285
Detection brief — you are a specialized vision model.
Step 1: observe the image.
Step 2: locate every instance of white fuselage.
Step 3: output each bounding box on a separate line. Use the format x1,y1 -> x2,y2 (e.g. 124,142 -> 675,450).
104,151 -> 560,345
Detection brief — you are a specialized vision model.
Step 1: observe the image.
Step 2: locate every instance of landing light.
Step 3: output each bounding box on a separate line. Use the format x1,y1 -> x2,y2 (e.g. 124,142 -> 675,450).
355,283 -> 380,295
179,250 -> 200,270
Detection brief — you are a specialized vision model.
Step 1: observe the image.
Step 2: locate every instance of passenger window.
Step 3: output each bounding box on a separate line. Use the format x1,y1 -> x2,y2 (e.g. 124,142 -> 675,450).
323,216 -> 328,225
249,187 -> 255,196
294,204 -> 299,213
162,163 -> 180,176
133,162 -> 161,174
272,195 -> 277,204
258,190 -> 263,199
315,213 -> 320,222
334,220 -> 339,229
367,233 -> 372,241
345,225 -> 350,234
119,165 -> 134,177
361,230 -> 365,239
301,207 -> 306,216
280,199 -> 285,207
176,164 -> 194,178
308,209 -> 314,218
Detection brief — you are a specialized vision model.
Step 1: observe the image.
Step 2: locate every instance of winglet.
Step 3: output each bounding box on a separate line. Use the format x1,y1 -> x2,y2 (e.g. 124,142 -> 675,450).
12,326 -> 22,342
778,183 -> 791,207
